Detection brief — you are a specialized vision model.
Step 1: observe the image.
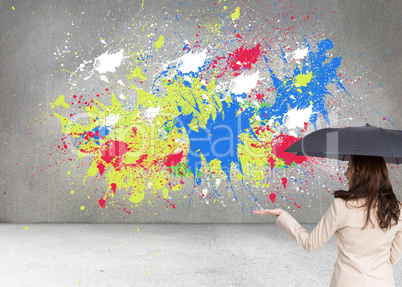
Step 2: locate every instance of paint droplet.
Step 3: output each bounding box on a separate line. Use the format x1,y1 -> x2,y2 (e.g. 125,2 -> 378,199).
25,226 -> 28,230
80,206 -> 85,210
71,190 -> 74,194
12,6 -> 15,10
67,171 -> 71,175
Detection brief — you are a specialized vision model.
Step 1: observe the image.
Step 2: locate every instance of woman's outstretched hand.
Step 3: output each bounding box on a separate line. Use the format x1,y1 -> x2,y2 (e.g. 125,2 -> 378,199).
252,209 -> 284,216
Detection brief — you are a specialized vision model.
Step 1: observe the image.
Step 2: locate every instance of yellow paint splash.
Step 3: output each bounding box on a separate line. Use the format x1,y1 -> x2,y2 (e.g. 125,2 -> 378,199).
293,72 -> 313,87
162,187 -> 169,199
50,95 -> 70,109
171,184 -> 182,191
231,7 -> 240,21
127,67 -> 147,81
154,35 -> 164,50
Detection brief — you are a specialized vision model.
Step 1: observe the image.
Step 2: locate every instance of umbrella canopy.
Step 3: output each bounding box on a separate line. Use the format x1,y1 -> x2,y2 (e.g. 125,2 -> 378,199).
285,124 -> 402,164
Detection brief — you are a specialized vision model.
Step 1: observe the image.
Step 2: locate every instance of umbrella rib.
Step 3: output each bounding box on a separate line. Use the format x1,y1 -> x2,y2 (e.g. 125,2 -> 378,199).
322,131 -> 338,157
380,128 -> 395,160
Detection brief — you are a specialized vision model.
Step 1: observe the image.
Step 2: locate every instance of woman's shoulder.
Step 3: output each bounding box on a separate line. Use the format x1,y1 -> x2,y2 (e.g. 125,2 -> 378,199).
332,197 -> 362,206
331,197 -> 367,213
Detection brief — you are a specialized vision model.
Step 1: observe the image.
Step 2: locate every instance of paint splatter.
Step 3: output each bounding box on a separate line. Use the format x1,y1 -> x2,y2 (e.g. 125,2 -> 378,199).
46,0 -> 396,216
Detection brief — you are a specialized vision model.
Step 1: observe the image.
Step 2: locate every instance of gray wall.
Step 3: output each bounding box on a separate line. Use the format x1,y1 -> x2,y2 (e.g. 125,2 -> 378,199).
0,0 -> 401,223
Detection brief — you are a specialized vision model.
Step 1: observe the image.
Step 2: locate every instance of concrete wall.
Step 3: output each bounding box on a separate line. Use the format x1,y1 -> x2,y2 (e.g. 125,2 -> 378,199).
0,0 -> 401,223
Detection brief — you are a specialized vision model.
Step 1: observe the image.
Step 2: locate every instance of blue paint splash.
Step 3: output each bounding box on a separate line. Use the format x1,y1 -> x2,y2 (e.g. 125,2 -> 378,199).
260,39 -> 345,129
174,93 -> 256,185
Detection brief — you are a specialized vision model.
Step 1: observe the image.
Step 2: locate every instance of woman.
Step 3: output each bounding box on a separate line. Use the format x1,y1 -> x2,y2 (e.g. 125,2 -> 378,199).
253,155 -> 402,286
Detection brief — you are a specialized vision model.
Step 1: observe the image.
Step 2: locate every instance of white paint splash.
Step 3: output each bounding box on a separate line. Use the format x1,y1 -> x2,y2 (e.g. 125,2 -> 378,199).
94,49 -> 125,74
230,71 -> 260,95
292,47 -> 308,60
284,105 -> 313,130
104,114 -> 120,126
100,74 -> 108,83
178,50 -> 207,74
117,80 -> 125,86
144,107 -> 161,119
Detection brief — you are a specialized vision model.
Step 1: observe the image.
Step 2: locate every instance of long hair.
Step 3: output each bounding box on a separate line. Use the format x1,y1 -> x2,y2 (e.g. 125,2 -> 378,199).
334,155 -> 401,231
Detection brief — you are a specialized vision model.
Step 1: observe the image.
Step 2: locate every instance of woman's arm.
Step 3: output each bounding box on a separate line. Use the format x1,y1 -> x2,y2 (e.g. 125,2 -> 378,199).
254,199 -> 340,253
390,229 -> 402,264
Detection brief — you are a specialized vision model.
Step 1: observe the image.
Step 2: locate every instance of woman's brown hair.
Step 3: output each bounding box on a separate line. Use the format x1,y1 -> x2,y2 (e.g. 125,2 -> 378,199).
334,155 -> 401,230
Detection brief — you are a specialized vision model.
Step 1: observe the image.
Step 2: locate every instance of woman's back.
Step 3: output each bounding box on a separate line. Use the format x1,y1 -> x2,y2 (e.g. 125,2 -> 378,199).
332,198 -> 402,286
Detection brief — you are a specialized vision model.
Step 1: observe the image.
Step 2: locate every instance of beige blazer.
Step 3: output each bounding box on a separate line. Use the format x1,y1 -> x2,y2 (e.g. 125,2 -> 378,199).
276,198 -> 402,287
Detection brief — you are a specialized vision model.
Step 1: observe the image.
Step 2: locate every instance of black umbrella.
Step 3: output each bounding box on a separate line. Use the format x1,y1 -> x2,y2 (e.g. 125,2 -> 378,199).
285,124 -> 402,164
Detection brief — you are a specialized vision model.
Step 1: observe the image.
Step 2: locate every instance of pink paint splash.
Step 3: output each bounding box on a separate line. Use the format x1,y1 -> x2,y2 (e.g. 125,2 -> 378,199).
269,193 -> 277,203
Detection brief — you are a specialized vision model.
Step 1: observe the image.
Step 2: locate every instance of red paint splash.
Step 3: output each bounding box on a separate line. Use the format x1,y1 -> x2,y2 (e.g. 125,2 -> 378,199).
269,193 -> 277,203
281,177 -> 288,189
234,33 -> 242,39
271,134 -> 308,165
99,198 -> 106,208
84,131 -> 95,141
111,183 -> 117,194
301,122 -> 308,132
267,156 -> 275,170
255,93 -> 265,103
100,140 -> 131,170
164,151 -> 184,167
227,43 -> 262,72
97,161 -> 105,176
136,154 -> 148,165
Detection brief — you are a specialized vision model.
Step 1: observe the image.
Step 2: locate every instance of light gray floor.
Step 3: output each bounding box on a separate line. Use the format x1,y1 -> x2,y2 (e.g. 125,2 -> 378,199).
1,224 -> 401,287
